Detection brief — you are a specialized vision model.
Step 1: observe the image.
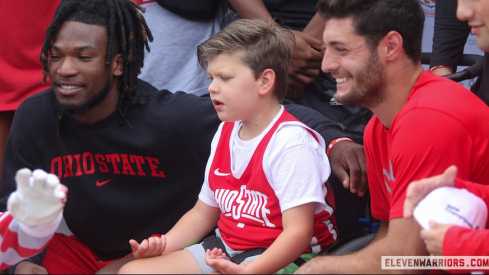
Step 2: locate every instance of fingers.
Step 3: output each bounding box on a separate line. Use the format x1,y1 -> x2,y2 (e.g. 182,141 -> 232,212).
31,169 -> 49,194
329,141 -> 368,197
300,35 -> 325,53
129,239 -> 140,254
292,31 -> 325,60
442,166 -> 458,185
131,236 -> 166,259
344,151 -> 368,197
15,168 -> 32,191
7,192 -> 21,215
420,221 -> 452,256
9,168 -> 66,228
133,239 -> 148,259
146,236 -> 165,256
206,248 -> 237,274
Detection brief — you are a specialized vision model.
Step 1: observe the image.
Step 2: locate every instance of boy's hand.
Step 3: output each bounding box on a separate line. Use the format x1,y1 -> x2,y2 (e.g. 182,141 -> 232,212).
8,168 -> 67,228
130,235 -> 166,259
205,248 -> 249,274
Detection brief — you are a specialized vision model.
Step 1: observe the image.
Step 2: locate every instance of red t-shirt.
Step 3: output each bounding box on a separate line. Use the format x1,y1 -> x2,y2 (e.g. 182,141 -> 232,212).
0,0 -> 59,111
365,71 -> 489,221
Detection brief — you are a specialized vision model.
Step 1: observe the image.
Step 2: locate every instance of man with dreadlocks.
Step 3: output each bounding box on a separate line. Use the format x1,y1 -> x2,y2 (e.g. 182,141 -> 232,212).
0,0 -> 368,273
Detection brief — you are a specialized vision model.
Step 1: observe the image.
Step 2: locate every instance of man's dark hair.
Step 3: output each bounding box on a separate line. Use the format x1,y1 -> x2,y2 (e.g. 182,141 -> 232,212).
40,0 -> 153,127
317,0 -> 424,63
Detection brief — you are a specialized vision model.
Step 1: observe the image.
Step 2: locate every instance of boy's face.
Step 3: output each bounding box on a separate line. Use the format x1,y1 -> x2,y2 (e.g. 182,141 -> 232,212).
321,17 -> 386,108
457,0 -> 489,52
207,53 -> 262,122
48,20 -> 122,122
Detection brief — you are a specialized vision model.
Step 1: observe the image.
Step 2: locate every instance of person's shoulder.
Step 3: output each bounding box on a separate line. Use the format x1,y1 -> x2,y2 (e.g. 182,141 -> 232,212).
17,87 -> 55,113
410,71 -> 486,111
136,78 -> 211,107
273,123 -> 320,148
14,88 -> 58,130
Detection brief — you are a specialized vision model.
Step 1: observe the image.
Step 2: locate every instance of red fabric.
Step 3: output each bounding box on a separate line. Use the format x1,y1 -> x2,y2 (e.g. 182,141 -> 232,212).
41,233 -> 117,274
0,0 -> 59,111
444,226 -> 489,257
365,71 -> 489,221
0,213 -> 51,270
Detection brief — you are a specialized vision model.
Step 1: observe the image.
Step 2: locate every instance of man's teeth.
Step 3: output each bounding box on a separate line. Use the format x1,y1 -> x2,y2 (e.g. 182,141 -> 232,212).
60,85 -> 81,90
336,77 -> 350,83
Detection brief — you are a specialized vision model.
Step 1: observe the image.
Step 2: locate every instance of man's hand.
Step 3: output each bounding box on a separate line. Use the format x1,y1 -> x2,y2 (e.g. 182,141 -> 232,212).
129,235 -> 166,259
328,141 -> 368,196
404,166 -> 458,218
8,168 -> 67,229
420,221 -> 452,256
286,30 -> 325,98
14,261 -> 48,274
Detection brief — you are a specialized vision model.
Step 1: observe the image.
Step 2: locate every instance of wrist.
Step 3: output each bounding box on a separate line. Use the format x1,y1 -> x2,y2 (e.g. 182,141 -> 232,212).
19,212 -> 62,238
327,137 -> 354,156
429,65 -> 454,74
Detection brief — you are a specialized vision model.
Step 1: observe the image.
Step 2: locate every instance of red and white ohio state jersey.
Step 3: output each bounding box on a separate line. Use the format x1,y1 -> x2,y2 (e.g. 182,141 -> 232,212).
206,109 -> 337,252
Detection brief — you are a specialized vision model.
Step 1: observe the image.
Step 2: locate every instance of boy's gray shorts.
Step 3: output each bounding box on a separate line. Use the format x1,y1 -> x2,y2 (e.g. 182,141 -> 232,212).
184,229 -> 260,274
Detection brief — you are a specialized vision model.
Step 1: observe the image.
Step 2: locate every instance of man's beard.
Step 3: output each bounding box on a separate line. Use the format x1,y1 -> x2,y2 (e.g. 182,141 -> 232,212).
335,50 -> 386,108
55,79 -> 112,117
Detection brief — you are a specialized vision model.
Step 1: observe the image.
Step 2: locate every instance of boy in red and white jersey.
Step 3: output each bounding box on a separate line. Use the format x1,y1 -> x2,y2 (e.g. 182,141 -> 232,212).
119,19 -> 337,274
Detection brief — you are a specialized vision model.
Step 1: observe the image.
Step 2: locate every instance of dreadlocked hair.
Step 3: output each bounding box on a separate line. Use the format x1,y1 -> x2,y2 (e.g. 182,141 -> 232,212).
40,0 -> 153,129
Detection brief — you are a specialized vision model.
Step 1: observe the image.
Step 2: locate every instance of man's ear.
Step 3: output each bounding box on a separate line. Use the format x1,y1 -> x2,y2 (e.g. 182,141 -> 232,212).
112,53 -> 123,76
258,68 -> 276,96
380,31 -> 403,62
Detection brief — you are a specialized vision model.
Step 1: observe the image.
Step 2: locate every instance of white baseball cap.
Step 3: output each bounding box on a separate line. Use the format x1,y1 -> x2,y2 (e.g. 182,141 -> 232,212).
413,186 -> 488,229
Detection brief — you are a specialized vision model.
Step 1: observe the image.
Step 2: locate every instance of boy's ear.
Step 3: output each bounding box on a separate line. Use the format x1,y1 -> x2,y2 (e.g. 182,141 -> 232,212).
112,53 -> 123,76
258,69 -> 275,96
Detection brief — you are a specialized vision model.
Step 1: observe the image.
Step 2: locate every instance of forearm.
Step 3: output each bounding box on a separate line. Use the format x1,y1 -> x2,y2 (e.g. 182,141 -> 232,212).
302,13 -> 326,41
244,204 -> 316,273
430,0 -> 470,70
245,227 -> 312,274
228,0 -> 278,25
297,220 -> 428,274
164,200 -> 220,253
298,223 -> 389,274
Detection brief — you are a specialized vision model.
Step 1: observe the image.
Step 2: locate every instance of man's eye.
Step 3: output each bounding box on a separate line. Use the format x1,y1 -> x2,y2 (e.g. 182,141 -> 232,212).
335,48 -> 346,53
79,56 -> 92,60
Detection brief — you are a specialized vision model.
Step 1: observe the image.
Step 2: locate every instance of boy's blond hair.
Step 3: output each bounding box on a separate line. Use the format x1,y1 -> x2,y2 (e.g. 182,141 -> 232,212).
197,19 -> 294,102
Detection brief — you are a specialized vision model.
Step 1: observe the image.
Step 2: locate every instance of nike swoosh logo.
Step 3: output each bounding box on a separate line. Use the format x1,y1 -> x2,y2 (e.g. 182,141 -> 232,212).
96,179 -> 113,187
214,168 -> 231,177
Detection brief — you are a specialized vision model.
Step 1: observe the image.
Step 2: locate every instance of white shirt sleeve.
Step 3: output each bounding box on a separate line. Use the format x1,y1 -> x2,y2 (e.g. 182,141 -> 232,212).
263,124 -> 331,213
198,123 -> 223,208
